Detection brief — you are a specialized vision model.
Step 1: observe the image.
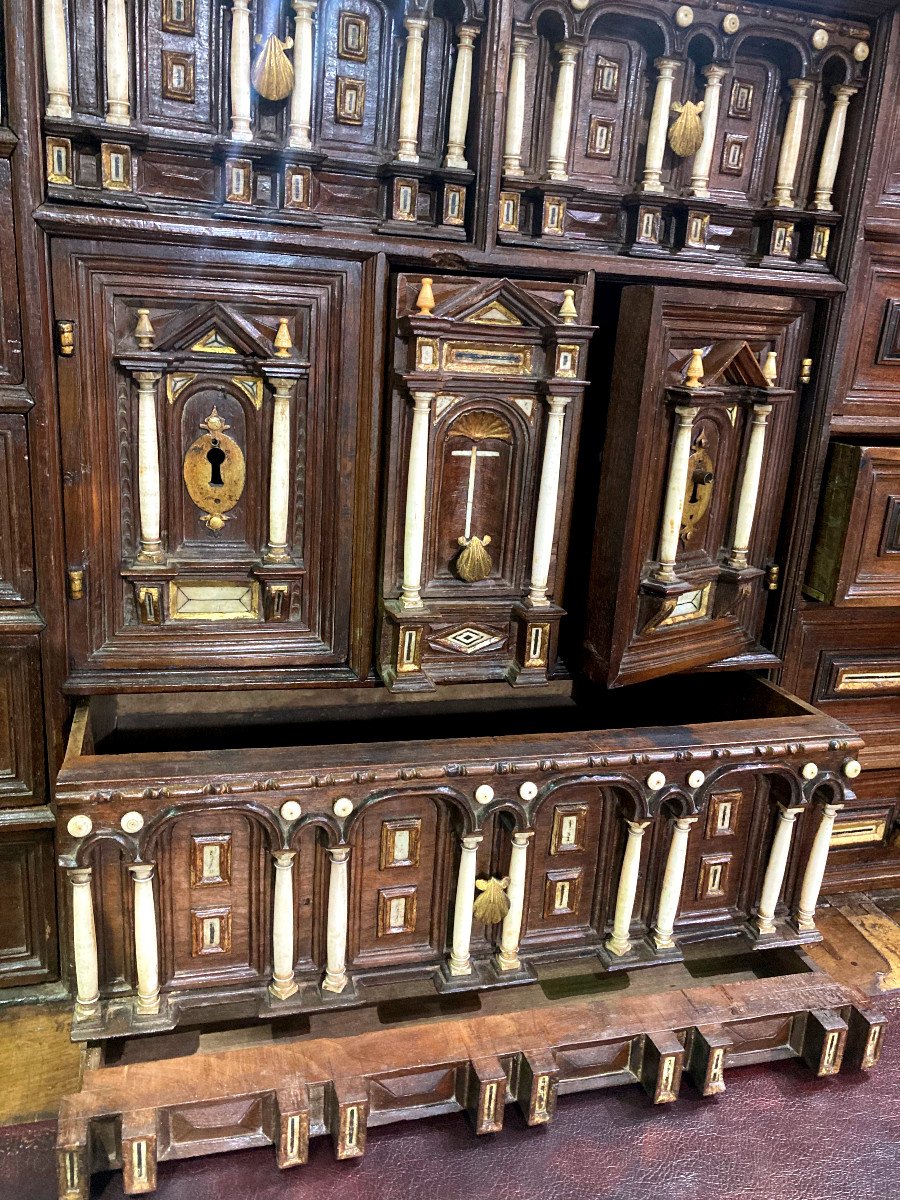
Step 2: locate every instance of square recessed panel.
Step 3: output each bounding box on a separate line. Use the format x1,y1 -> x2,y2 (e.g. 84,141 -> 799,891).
338,12 -> 369,61
543,868 -> 582,918
587,116 -> 614,159
377,886 -> 417,936
379,819 -> 421,869
728,79 -> 754,119
550,803 -> 587,854
721,133 -> 747,175
162,0 -> 194,33
593,56 -> 620,99
101,144 -> 132,191
190,835 -> 232,886
190,906 -> 233,955
162,50 -> 195,102
697,854 -> 731,900
706,790 -> 741,838
336,77 -> 365,124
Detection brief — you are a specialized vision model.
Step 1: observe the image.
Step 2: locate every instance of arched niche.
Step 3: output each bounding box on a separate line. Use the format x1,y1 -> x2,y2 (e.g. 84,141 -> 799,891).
346,790 -> 453,970
83,837 -> 136,997
314,0 -> 393,157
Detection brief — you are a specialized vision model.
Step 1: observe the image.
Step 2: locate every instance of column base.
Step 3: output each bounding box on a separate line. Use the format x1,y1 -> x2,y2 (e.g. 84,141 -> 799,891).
47,100 -> 73,119
230,127 -> 253,143
493,950 -> 521,973
604,935 -> 632,958
598,935 -> 662,972
269,977 -> 300,1001
135,993 -> 161,1017
444,155 -> 468,171
320,973 -> 356,1000
435,957 -> 495,993
136,545 -> 166,565
790,914 -> 818,935
73,999 -> 102,1024
105,109 -> 131,127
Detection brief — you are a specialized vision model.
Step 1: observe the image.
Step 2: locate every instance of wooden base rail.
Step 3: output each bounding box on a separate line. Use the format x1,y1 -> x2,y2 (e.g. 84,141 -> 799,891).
56,970 -> 885,1198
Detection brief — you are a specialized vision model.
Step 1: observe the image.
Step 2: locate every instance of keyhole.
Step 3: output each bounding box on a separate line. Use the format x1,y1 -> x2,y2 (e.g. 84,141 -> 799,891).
690,467 -> 714,504
207,441 -> 226,487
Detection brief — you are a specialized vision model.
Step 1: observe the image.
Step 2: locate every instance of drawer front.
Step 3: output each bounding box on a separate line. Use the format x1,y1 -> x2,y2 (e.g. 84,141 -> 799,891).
0,417 -> 34,606
823,769 -> 900,892
0,826 -> 58,988
806,445 -> 900,606
0,636 -> 44,806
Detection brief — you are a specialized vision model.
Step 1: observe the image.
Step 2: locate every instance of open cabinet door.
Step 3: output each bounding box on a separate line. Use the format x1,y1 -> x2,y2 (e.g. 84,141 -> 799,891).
584,285 -> 812,687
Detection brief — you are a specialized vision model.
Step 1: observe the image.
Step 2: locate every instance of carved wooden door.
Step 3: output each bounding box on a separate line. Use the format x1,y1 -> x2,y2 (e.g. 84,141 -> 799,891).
584,285 -> 813,686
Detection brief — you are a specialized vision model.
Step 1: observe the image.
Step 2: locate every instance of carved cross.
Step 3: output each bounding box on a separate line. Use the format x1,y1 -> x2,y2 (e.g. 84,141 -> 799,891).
451,447 -> 500,539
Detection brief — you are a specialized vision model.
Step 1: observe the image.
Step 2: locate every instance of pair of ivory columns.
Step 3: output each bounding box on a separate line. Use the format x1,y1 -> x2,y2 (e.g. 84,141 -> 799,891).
132,371 -> 296,566
653,399 -> 772,583
42,0 -> 129,124
68,863 -> 159,1020
448,830 -> 532,976
270,844 -> 350,998
400,393 -> 570,610
503,38 -> 578,181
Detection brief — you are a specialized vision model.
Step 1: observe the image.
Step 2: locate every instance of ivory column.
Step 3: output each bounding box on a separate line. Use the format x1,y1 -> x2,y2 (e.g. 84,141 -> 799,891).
641,58 -> 680,193
606,820 -> 650,956
288,0 -> 317,149
726,403 -> 772,570
130,864 -> 160,1015
43,0 -> 72,118
448,833 -> 482,975
503,36 -> 529,175
270,851 -> 299,999
400,391 -> 433,609
322,846 -> 350,993
794,803 -> 843,932
755,805 -> 804,936
105,0 -> 130,125
397,17 -> 428,162
265,377 -> 294,563
495,831 -> 533,971
653,816 -> 697,950
687,64 -> 727,198
69,868 -> 100,1020
546,42 -> 580,182
444,25 -> 479,170
812,85 -> 858,211
653,404 -> 698,583
528,395 -> 570,606
135,371 -> 164,564
230,0 -> 253,142
770,78 -> 814,207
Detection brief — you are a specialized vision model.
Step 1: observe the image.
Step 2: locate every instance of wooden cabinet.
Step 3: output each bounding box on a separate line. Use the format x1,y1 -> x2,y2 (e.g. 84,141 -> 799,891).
0,637 -> 44,806
0,415 -> 34,607
806,444 -> 900,606
584,285 -> 811,687
52,239 -> 378,690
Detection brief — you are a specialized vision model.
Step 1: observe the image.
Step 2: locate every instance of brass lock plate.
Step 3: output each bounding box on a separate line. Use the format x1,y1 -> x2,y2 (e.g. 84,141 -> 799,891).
681,442 -> 715,542
183,407 -> 246,531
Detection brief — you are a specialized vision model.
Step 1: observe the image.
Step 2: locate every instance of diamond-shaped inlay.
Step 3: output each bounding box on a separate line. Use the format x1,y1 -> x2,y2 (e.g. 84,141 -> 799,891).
432,626 -> 504,655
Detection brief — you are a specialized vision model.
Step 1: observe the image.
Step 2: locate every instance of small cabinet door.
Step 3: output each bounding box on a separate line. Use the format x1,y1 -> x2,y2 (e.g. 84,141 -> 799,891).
584,285 -> 812,686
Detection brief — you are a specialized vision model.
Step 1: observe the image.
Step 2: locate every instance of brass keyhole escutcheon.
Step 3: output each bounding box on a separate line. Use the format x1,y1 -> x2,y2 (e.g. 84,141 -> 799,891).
681,443 -> 715,542
183,407 -> 246,532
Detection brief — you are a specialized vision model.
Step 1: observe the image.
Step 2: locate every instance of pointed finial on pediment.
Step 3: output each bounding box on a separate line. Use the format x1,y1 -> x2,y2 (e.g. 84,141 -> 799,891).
558,288 -> 578,324
684,348 -> 705,389
762,350 -> 778,387
274,316 -> 293,358
134,308 -> 156,349
415,277 -> 436,316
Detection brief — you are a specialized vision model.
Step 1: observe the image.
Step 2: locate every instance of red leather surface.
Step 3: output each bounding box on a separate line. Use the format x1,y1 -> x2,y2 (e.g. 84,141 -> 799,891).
3,994 -> 897,1200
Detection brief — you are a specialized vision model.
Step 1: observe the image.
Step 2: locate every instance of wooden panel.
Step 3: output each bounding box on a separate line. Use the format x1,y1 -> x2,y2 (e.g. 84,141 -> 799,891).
0,416 -> 34,605
833,247 -> 900,431
349,794 -> 449,970
0,637 -> 44,806
821,769 -> 900,892
806,445 -> 900,605
0,145 -> 23,386
0,827 -> 58,987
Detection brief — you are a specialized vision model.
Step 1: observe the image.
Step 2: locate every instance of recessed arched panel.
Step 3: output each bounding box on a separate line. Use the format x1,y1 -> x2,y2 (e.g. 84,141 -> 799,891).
87,838 -> 136,996
348,793 -> 451,970
158,810 -> 268,990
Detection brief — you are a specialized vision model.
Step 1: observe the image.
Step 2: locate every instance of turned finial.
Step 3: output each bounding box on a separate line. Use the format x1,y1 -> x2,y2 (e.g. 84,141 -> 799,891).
134,308 -> 156,349
274,316 -> 293,358
415,277 -> 436,316
763,350 -> 778,387
558,288 -> 578,324
684,348 -> 704,389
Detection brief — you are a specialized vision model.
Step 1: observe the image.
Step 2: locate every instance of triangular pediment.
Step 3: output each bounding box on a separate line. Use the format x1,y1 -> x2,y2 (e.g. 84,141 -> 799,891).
678,339 -> 770,388
154,302 -> 273,360
435,279 -> 559,329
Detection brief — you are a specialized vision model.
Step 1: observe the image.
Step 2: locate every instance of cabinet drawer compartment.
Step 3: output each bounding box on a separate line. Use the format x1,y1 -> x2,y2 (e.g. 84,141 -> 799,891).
56,673 -> 862,1040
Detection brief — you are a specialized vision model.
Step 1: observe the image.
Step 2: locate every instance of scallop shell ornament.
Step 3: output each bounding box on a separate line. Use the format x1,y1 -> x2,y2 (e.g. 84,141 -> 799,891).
473,877 -> 511,924
668,100 -> 705,157
251,34 -> 295,101
455,534 -> 492,582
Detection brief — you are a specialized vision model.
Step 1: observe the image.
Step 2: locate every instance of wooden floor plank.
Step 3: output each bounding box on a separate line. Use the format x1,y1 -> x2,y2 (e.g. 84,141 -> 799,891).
0,1006 -> 83,1127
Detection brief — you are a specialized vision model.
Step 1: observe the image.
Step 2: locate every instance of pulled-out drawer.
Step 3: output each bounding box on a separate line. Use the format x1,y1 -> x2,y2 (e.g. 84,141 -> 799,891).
55,673 -> 863,1038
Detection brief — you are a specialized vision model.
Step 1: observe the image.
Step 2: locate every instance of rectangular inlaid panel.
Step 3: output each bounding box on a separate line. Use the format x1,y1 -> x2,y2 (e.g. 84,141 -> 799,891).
190,835 -> 232,886
190,906 -> 233,956
379,819 -> 421,869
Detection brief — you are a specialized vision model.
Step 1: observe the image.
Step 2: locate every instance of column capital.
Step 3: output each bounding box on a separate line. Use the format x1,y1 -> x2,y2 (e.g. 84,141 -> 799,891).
460,833 -> 483,850
777,804 -> 805,821
831,83 -> 859,102
546,394 -> 572,414
328,845 -> 351,864
410,390 -> 435,409
673,403 -> 700,422
787,77 -> 815,95
68,866 -> 93,886
404,16 -> 428,34
292,0 -> 317,13
702,63 -> 728,84
626,819 -> 651,835
129,862 -> 156,882
511,829 -> 535,848
272,848 -> 297,867
750,401 -> 774,417
821,801 -> 845,818
555,41 -> 580,62
511,34 -> 531,55
232,0 -> 251,12
654,56 -> 682,75
674,815 -> 699,831
132,369 -> 162,386
457,23 -> 479,42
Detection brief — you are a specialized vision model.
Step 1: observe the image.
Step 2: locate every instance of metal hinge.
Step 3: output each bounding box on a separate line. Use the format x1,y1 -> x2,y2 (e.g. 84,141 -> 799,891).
67,568 -> 84,600
765,563 -> 780,591
56,320 -> 75,357
799,357 -> 813,385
